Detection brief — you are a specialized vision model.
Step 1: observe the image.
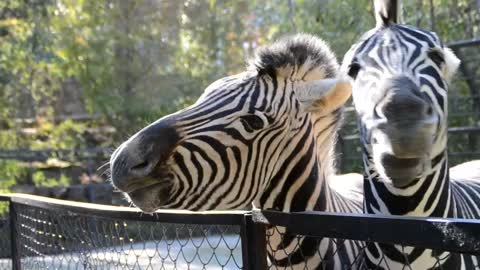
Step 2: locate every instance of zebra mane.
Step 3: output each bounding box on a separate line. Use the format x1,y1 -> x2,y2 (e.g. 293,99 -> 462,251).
252,33 -> 338,81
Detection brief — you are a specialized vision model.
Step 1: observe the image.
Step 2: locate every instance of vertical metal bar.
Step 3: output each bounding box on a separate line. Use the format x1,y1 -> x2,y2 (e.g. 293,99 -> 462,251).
9,202 -> 20,270
241,214 -> 268,270
240,216 -> 250,270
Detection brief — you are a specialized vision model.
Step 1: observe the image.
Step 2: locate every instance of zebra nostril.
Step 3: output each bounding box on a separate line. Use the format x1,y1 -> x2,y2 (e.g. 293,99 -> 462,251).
130,160 -> 150,172
128,157 -> 159,178
426,106 -> 433,116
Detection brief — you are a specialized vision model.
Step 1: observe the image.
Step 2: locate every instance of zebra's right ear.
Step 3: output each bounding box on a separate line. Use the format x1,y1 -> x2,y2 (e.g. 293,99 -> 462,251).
296,77 -> 352,115
442,47 -> 461,82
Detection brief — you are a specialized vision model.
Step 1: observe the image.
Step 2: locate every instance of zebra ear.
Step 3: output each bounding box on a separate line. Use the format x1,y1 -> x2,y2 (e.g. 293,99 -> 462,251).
442,47 -> 461,82
296,77 -> 352,114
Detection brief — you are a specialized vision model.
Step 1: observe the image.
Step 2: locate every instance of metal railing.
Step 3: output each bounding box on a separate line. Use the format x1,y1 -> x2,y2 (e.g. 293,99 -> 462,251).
256,211 -> 480,269
1,194 -> 480,269
0,194 -> 256,270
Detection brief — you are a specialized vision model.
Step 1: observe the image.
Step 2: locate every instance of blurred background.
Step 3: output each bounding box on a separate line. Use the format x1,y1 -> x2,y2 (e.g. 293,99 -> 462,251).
0,0 -> 478,205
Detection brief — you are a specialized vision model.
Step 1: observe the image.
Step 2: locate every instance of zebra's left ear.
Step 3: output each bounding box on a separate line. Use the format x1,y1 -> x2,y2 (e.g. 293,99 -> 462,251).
296,77 -> 352,114
442,47 -> 461,82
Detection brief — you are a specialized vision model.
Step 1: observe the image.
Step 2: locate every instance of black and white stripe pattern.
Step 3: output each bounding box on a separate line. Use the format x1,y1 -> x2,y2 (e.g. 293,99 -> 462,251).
112,34 -> 364,269
342,1 -> 480,269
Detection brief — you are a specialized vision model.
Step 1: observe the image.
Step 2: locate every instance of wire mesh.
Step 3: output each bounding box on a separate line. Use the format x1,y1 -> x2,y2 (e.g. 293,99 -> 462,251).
265,225 -> 480,270
0,201 -> 11,270
13,203 -> 243,270
265,225 -> 366,269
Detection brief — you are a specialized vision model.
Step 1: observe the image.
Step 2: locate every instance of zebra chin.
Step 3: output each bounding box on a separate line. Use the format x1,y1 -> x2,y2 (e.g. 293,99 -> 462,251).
369,126 -> 435,187
125,181 -> 173,213
373,153 -> 431,188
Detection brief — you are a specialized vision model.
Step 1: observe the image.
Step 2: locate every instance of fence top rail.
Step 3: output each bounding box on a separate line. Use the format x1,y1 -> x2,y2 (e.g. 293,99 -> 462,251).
341,126 -> 480,141
4,194 -> 480,255
0,193 -> 249,225
447,38 -> 480,49
253,210 -> 480,255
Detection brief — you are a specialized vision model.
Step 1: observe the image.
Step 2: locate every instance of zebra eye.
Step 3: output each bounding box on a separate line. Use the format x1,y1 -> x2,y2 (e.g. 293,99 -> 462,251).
240,114 -> 264,132
428,49 -> 445,67
348,62 -> 361,79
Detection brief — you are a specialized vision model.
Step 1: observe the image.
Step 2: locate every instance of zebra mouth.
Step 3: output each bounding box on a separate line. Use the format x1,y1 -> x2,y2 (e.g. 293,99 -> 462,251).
381,154 -> 422,169
379,154 -> 424,188
127,180 -> 172,212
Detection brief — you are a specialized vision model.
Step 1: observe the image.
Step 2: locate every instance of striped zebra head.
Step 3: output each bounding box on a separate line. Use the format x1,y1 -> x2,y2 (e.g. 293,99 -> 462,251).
342,0 -> 460,187
110,34 -> 351,212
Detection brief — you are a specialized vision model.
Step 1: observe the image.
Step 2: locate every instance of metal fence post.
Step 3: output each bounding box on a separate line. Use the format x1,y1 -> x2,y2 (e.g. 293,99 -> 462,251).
241,213 -> 268,270
9,202 -> 20,270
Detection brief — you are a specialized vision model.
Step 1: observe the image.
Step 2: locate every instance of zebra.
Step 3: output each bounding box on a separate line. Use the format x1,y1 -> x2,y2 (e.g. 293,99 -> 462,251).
109,34 -> 365,269
341,0 -> 480,269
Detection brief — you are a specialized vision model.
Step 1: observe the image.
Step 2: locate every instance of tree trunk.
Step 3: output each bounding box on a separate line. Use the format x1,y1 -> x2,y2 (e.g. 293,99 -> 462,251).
429,0 -> 435,32
113,0 -> 136,122
287,0 -> 297,33
416,1 -> 423,27
209,4 -> 217,63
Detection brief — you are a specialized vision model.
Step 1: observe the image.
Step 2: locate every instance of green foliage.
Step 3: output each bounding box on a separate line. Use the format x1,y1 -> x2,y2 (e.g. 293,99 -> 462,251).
0,130 -> 18,150
0,0 -> 478,179
0,160 -> 25,193
2,0 -> 478,129
32,171 -> 70,187
0,1 -> 63,120
30,120 -> 87,149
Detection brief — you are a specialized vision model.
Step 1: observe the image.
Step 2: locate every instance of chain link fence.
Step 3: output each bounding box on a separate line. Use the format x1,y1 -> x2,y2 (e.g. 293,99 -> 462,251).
1,194 -> 480,269
0,200 -> 11,270
265,226 -> 366,269
16,205 -> 242,269
265,232 -> 476,269
264,226 -> 476,269
1,195 -> 252,270
256,210 -> 480,270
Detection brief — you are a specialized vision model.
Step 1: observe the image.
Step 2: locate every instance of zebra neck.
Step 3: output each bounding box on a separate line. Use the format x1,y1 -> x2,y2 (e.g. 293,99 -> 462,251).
256,140 -> 330,213
363,151 -> 453,217
255,113 -> 341,213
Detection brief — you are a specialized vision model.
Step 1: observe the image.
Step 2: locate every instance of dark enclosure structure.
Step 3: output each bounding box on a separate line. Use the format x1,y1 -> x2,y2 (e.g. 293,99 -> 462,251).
1,194 -> 480,269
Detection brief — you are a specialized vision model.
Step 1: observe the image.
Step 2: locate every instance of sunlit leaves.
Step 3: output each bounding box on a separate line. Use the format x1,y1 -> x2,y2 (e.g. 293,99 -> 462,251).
0,0 -> 478,148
